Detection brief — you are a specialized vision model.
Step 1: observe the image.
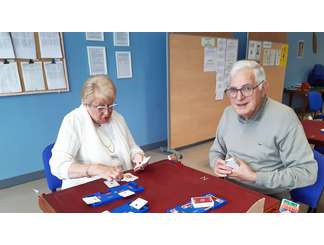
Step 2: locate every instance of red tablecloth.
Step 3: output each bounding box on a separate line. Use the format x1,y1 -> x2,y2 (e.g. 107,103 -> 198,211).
302,120 -> 324,146
39,160 -> 279,213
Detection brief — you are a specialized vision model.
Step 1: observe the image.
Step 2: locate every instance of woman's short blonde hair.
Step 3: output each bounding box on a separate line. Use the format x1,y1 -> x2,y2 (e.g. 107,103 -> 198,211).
81,75 -> 116,105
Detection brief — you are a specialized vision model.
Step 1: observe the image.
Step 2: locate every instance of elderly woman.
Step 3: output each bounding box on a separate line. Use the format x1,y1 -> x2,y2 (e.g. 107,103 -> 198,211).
50,75 -> 144,189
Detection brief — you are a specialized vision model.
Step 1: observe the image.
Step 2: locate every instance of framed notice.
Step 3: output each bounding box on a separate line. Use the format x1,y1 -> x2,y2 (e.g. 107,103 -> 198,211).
115,51 -> 132,79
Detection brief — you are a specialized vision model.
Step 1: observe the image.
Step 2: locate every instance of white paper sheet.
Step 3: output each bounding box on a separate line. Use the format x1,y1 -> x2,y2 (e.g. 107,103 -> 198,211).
21,62 -> 45,91
11,32 -> 37,59
44,61 -> 66,90
204,47 -> 217,72
87,46 -> 107,75
269,49 -> 276,66
201,37 -> 216,47
215,38 -> 238,101
275,49 -> 281,66
247,40 -> 262,61
215,72 -> 225,100
224,39 -> 238,86
113,32 -> 129,46
115,51 -> 132,79
263,49 -> 271,66
0,32 -> 15,59
263,41 -> 272,49
0,62 -> 22,93
86,32 -> 104,41
38,32 -> 62,58
215,38 -> 226,73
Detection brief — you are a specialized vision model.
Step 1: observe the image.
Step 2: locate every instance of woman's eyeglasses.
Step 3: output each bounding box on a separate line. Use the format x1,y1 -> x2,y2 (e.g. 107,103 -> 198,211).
90,103 -> 117,113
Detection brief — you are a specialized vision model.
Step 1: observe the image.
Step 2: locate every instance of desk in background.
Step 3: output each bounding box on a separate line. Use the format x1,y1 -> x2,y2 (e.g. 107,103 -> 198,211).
302,120 -> 324,147
284,88 -> 324,114
39,160 -> 279,213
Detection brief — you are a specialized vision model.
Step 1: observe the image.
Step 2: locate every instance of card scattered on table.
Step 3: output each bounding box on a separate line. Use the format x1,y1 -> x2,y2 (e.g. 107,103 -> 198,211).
191,196 -> 214,208
118,189 -> 135,197
104,179 -> 120,188
129,198 -> 148,210
122,173 -> 138,182
279,199 -> 300,213
82,196 -> 101,205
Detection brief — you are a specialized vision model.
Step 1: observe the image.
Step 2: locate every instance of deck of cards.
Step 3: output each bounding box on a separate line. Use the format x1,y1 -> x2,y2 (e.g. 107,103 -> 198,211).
121,173 -> 139,182
279,199 -> 300,213
134,156 -> 151,172
191,196 -> 214,208
225,157 -> 239,170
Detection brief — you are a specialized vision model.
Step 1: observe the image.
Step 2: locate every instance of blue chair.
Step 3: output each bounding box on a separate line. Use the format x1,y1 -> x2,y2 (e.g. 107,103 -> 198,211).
290,150 -> 324,212
42,143 -> 62,192
308,90 -> 324,119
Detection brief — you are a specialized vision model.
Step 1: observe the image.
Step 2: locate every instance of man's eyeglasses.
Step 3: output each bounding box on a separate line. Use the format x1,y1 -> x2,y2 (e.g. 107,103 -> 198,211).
91,103 -> 117,113
225,80 -> 265,98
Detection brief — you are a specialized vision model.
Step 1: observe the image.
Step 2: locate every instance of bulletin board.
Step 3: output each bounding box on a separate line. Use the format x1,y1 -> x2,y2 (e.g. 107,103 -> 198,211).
247,32 -> 288,102
0,32 -> 69,97
168,32 -> 235,149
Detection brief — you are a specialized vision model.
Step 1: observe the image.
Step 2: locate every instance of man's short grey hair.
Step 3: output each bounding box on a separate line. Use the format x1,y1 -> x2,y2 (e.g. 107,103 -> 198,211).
229,60 -> 266,90
81,75 -> 116,105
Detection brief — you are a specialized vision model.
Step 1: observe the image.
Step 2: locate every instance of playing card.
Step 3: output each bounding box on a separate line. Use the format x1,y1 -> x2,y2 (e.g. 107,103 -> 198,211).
279,199 -> 300,213
134,156 -> 151,171
118,189 -> 135,197
225,157 -> 239,169
104,179 -> 120,188
129,198 -> 148,210
82,196 -> 101,205
121,173 -> 138,182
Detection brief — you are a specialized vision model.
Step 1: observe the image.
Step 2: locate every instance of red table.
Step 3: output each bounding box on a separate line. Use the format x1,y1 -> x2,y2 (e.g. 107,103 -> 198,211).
302,120 -> 324,146
39,160 -> 279,213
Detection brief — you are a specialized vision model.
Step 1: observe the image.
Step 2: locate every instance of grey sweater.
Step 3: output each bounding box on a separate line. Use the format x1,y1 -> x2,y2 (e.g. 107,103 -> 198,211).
209,97 -> 318,194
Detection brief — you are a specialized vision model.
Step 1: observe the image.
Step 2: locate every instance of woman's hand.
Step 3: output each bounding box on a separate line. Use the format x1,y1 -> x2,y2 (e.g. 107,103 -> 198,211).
133,153 -> 147,171
88,164 -> 123,181
132,153 -> 144,166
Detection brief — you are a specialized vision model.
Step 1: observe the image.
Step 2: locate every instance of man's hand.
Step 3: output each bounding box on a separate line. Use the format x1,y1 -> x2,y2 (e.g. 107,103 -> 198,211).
214,159 -> 233,177
228,158 -> 256,182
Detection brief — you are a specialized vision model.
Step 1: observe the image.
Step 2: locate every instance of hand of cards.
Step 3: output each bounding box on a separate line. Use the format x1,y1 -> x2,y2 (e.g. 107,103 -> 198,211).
134,156 -> 151,172
225,157 -> 239,170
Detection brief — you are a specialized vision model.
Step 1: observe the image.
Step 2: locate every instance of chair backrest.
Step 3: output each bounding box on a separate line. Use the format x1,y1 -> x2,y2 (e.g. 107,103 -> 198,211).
308,90 -> 323,112
290,150 -> 324,209
42,143 -> 62,192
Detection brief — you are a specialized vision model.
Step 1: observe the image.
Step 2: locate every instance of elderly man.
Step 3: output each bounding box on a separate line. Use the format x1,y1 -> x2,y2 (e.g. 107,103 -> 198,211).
209,60 -> 317,199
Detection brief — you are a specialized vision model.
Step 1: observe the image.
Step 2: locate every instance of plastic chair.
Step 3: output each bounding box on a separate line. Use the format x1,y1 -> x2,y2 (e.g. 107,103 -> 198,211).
290,150 -> 324,212
308,90 -> 324,119
42,143 -> 62,192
